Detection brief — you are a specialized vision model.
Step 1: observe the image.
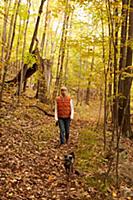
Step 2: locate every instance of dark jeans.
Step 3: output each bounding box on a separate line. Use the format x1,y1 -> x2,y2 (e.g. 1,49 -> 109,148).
58,118 -> 71,144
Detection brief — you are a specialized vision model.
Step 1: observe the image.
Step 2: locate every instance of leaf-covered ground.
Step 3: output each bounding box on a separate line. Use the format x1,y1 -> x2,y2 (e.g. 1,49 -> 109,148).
0,96 -> 88,200
0,95 -> 133,200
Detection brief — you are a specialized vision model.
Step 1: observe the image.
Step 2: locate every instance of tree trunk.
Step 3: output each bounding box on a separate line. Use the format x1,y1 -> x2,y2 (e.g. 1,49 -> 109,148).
29,0 -> 47,53
120,0 -> 133,137
53,0 -> 70,99
113,1 -> 120,188
76,56 -> 82,106
19,0 -> 31,96
6,0 -> 46,94
113,1 -> 119,125
101,12 -> 107,150
118,0 -> 129,126
35,49 -> 49,103
0,0 -> 11,80
23,0 -> 46,92
64,11 -> 74,85
106,0 -> 113,121
86,45 -> 95,105
0,0 -> 7,80
40,0 -> 50,56
58,14 -> 70,88
16,15 -> 21,71
6,63 -> 38,85
0,0 -> 21,104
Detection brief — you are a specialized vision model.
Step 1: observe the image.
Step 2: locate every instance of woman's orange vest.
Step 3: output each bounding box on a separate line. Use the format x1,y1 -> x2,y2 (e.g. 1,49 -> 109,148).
56,96 -> 71,118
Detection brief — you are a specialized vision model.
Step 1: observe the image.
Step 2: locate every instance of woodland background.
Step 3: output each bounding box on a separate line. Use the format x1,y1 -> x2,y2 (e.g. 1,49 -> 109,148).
0,0 -> 133,199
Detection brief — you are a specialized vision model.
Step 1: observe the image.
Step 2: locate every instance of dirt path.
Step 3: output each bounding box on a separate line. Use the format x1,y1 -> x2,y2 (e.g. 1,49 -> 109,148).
0,101 -> 90,200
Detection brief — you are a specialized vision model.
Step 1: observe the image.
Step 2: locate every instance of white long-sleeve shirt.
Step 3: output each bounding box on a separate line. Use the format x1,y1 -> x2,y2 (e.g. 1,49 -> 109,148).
55,99 -> 74,121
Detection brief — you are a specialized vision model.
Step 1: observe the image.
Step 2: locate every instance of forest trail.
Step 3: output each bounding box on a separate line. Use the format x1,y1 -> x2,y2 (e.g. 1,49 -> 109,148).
0,96 -> 133,200
0,97 -> 91,200
0,0 -> 133,198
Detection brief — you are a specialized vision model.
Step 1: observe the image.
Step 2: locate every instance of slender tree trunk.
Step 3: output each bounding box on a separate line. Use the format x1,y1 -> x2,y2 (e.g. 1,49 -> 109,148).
101,12 -> 107,151
50,19 -> 62,60
18,0 -> 31,97
96,88 -> 103,128
76,57 -> 82,106
6,0 -> 21,62
16,15 -> 22,74
121,0 -> 133,137
16,15 -> 22,99
0,0 -> 8,81
106,0 -> 120,187
58,14 -> 70,88
23,0 -> 46,92
7,0 -> 17,50
53,0 -> 70,99
106,0 -> 113,121
0,0 -> 21,104
64,44 -> 69,85
40,0 -> 50,56
29,0 -> 47,53
64,11 -> 74,85
44,16 -> 51,58
113,0 -> 120,188
49,19 -> 61,93
104,1 -> 116,180
118,0 -> 129,126
86,45 -> 95,105
113,1 -> 119,124
106,0 -> 118,149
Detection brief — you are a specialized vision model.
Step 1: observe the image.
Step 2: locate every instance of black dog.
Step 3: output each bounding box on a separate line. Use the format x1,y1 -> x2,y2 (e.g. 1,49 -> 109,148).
64,152 -> 75,175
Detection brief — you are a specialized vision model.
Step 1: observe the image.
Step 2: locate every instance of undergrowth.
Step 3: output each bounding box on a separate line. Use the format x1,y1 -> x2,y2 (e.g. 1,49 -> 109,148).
76,128 -> 114,199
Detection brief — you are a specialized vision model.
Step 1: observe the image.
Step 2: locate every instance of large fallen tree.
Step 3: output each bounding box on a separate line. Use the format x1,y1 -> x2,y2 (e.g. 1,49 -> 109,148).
6,63 -> 38,85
